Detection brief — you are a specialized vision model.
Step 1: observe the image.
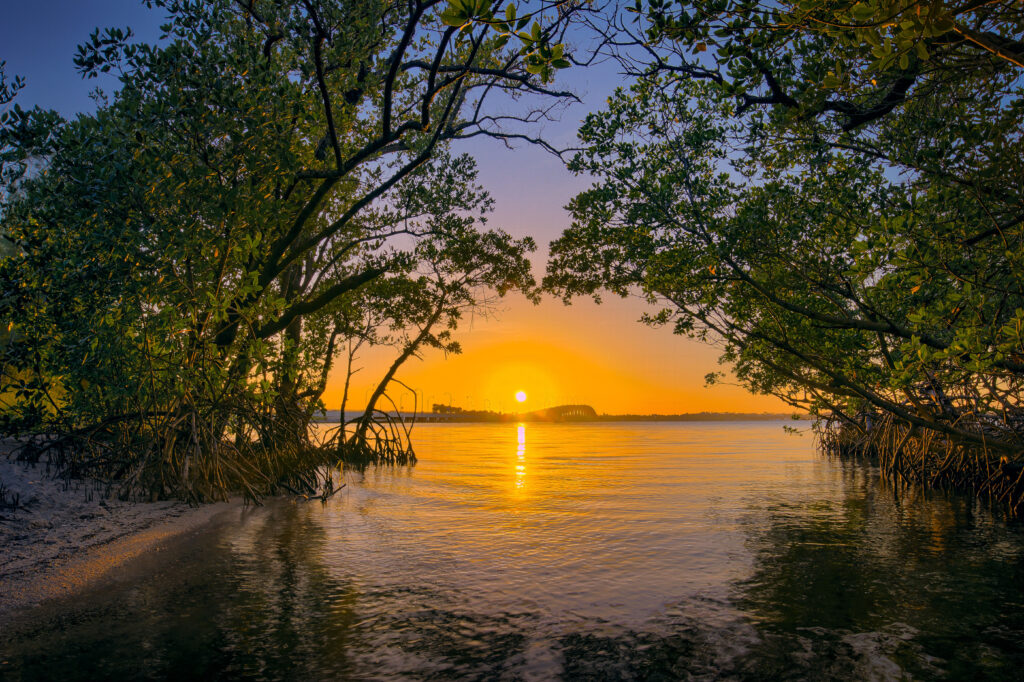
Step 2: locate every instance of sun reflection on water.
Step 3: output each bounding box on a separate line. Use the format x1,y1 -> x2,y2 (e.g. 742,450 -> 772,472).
515,424 -> 526,490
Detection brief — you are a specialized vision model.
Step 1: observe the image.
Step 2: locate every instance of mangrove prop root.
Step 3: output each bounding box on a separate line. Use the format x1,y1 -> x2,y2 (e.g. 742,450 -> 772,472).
817,412 -> 1024,517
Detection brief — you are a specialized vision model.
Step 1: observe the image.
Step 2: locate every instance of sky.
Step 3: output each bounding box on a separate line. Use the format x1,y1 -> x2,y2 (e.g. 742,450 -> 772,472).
1,1 -> 789,415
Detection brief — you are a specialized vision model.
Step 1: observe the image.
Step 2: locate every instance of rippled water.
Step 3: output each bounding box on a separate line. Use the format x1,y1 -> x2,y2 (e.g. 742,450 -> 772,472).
3,422 -> 1024,680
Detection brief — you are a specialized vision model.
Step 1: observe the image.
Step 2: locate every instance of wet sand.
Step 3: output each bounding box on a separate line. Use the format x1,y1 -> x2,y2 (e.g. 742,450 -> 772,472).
0,453 -> 233,616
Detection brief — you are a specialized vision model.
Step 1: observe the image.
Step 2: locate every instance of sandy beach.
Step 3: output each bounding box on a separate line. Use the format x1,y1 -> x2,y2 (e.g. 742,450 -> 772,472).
0,449 -> 232,616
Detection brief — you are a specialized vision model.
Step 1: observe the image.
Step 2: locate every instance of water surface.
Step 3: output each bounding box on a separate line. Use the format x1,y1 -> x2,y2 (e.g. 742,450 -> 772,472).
3,422 -> 1023,680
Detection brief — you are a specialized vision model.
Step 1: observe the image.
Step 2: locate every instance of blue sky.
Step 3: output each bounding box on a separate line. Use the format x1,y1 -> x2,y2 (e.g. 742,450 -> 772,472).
1,0 -> 164,115
1,0 -> 612,256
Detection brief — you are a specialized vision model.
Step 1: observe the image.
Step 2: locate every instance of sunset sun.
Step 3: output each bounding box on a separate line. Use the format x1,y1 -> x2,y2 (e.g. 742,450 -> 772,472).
515,390 -> 527,403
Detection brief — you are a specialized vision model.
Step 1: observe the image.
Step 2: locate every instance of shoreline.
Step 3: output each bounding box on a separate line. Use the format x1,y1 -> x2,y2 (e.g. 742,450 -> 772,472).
0,454 -> 235,616
315,412 -> 808,424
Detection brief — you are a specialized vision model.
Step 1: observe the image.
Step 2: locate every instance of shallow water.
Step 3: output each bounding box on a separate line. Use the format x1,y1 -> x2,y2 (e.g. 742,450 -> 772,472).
3,422 -> 1024,680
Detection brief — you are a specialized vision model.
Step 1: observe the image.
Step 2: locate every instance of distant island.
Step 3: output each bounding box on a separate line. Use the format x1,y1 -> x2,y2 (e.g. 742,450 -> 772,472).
422,405 -> 806,423
316,405 -> 807,424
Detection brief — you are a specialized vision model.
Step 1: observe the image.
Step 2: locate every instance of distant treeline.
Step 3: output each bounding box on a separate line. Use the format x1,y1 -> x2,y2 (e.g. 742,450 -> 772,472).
596,413 -> 806,422
314,410 -> 805,424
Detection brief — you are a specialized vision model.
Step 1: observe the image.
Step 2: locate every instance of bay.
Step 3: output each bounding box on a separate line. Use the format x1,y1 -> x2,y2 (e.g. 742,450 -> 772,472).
3,422 -> 1023,680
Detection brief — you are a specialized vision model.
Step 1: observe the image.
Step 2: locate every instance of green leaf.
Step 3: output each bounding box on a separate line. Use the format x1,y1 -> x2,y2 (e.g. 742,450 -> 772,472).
850,3 -> 874,22
440,6 -> 467,27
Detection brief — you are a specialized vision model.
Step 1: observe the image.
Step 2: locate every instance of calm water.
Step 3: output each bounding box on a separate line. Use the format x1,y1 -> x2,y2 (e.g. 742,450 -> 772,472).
3,422 -> 1024,680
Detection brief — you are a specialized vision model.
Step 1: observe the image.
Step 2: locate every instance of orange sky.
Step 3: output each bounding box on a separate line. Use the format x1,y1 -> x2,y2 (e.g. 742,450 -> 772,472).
325,292 -> 789,415
320,61 -> 791,416
322,59 -> 791,416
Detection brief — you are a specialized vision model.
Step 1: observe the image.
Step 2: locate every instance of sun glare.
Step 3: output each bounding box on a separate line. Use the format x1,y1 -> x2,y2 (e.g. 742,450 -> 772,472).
515,390 -> 527,403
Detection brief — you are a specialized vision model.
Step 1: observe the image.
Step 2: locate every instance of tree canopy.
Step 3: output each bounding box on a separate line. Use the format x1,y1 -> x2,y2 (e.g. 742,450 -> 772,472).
0,0 -> 576,501
547,1 -> 1024,505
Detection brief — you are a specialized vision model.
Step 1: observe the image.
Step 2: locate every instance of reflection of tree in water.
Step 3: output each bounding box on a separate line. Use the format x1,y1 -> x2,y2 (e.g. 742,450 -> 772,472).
201,503 -> 363,679
0,504 -> 363,681
548,466 -> 1024,681
732,463 -> 1024,680
1,503 -> 535,681
7,466 -> 1024,680
556,624 -> 727,681
356,605 -> 532,680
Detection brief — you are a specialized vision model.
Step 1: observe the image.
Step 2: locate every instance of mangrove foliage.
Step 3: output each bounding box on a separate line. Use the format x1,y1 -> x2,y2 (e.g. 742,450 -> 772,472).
546,0 -> 1024,511
0,0 -> 575,501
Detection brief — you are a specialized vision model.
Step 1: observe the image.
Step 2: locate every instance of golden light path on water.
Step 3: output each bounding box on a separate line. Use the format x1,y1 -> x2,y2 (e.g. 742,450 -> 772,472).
516,423 -> 526,491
